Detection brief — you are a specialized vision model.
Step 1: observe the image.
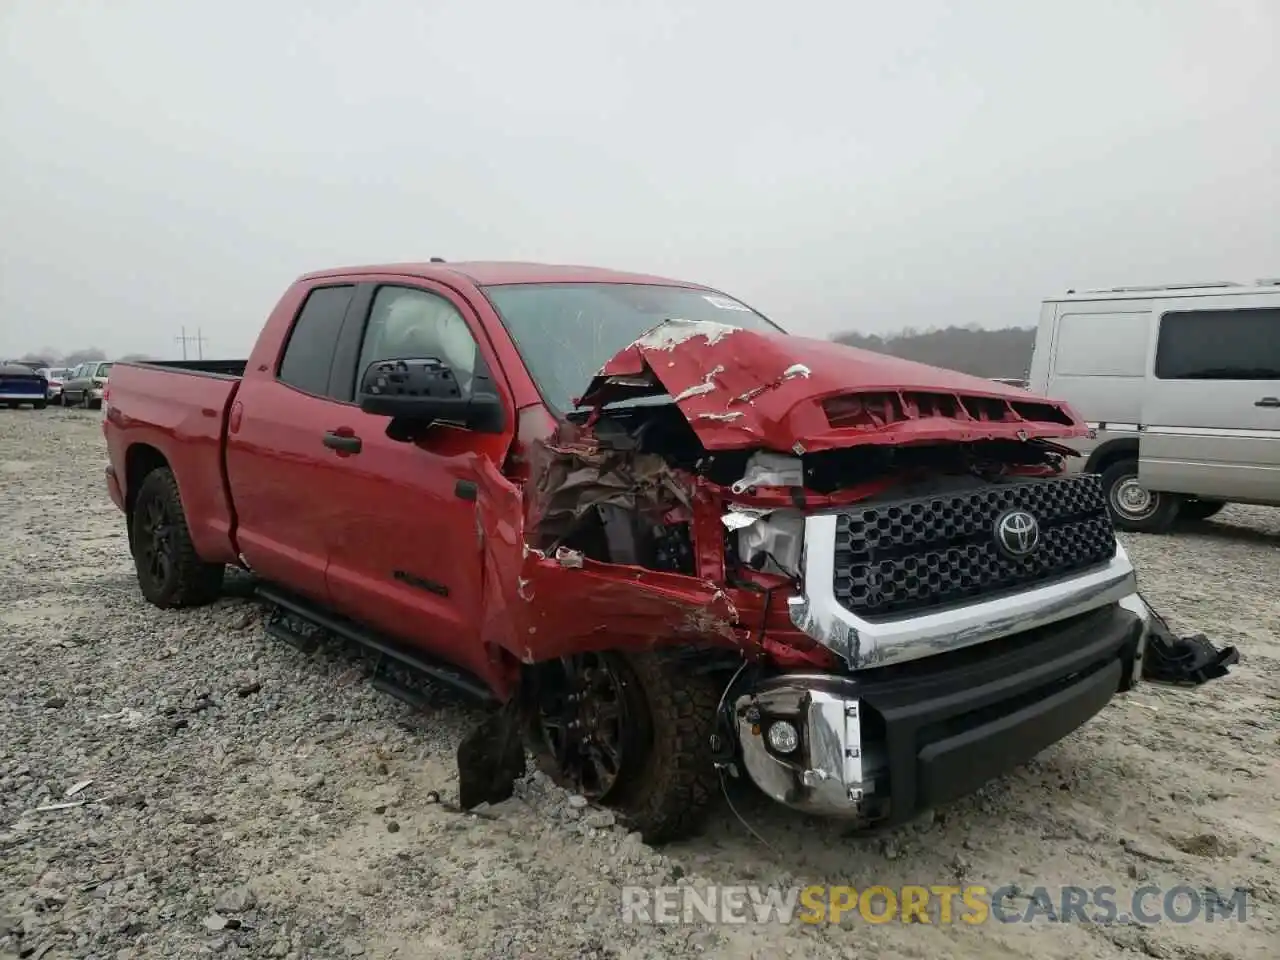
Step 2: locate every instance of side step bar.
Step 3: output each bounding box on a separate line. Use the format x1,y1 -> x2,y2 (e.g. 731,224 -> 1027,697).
254,583 -> 496,704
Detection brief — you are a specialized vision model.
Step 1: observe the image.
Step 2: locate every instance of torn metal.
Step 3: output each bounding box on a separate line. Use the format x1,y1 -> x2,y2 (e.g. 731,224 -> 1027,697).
579,318 -> 1089,454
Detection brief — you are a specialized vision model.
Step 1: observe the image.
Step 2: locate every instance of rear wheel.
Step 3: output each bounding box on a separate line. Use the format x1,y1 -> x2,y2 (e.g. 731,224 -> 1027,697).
1178,498 -> 1227,523
33,400 -> 47,410
529,650 -> 720,843
1100,459 -> 1180,533
130,467 -> 225,607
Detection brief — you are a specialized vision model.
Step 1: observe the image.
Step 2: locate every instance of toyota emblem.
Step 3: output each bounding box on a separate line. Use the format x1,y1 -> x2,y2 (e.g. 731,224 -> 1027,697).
995,509 -> 1040,558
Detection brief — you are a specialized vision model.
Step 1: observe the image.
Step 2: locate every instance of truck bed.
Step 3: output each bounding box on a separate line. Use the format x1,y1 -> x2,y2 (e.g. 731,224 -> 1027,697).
104,360 -> 244,565
134,358 -> 247,378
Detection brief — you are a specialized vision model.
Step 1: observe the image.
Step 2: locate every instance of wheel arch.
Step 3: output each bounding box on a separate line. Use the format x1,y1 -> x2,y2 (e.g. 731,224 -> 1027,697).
1084,437 -> 1139,476
124,443 -> 171,544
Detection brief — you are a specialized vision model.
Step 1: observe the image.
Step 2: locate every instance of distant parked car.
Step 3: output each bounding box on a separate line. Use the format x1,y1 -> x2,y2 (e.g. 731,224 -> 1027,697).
0,362 -> 49,409
62,361 -> 114,409
38,367 -> 73,404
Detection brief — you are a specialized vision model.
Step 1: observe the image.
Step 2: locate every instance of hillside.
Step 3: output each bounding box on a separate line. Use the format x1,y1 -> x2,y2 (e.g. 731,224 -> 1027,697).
832,325 -> 1035,379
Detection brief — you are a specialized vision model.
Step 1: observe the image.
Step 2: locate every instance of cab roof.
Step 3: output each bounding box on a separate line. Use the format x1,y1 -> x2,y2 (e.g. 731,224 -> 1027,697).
299,260 -> 709,289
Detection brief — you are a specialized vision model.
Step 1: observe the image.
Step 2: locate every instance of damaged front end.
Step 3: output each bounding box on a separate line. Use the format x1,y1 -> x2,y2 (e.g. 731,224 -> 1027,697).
461,316 -> 1237,828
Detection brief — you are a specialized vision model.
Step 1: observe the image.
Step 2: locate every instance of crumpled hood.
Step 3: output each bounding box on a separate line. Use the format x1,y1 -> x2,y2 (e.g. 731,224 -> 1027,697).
578,318 -> 1086,454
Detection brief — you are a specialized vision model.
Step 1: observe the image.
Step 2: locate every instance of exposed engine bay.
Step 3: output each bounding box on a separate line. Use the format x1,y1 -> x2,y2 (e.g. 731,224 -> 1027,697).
525,395 -> 1074,585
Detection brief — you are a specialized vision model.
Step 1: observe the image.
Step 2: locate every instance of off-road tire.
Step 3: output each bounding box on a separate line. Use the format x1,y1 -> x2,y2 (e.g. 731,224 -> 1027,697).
1100,459 -> 1180,533
130,467 -> 225,608
532,650 -> 721,844
1178,498 -> 1227,523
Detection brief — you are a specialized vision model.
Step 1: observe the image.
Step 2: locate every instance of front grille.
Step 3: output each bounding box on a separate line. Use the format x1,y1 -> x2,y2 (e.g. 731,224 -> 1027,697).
831,475 -> 1116,618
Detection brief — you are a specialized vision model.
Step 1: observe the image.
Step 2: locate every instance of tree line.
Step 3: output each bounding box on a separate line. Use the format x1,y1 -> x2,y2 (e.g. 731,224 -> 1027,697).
832,324 -> 1035,379
15,348 -> 154,366
16,325 -> 1036,379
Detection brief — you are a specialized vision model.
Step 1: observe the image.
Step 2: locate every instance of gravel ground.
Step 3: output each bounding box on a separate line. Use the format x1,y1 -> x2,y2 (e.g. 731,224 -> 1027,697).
2,408 -> 1277,960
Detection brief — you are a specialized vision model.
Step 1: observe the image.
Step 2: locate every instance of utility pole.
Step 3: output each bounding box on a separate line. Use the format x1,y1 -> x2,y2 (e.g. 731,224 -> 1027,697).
175,326 -> 208,360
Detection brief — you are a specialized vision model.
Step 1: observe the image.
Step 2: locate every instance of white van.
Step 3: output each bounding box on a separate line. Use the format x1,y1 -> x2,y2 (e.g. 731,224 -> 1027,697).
1027,280 -> 1280,532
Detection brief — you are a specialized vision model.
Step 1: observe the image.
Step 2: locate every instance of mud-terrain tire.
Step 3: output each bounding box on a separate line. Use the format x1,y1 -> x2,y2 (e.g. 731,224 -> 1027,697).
530,650 -> 721,844
1100,459 -> 1180,533
130,467 -> 225,608
1178,499 -> 1227,523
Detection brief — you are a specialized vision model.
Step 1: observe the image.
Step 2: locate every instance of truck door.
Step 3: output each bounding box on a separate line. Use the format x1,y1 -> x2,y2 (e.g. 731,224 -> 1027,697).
224,283 -> 364,604
321,281 -> 515,686
1140,295 -> 1280,502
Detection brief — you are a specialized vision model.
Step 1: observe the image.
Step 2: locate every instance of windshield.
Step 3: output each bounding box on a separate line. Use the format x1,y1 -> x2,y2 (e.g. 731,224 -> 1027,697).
482,282 -> 785,412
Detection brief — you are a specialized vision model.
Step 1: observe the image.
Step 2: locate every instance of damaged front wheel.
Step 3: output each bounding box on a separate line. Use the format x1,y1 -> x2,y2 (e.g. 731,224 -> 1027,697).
529,650 -> 721,844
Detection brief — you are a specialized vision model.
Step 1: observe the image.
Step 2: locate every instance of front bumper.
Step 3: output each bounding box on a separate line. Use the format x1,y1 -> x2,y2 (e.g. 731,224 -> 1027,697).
737,598 -> 1150,824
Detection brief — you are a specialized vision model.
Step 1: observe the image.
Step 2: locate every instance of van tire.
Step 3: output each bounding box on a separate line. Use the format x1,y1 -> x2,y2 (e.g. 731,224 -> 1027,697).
1178,499 -> 1227,523
130,467 -> 225,608
529,650 -> 720,844
1100,459 -> 1180,533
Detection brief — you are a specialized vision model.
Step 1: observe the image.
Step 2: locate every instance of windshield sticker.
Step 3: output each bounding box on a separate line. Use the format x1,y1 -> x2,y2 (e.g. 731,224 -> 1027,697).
703,295 -> 752,312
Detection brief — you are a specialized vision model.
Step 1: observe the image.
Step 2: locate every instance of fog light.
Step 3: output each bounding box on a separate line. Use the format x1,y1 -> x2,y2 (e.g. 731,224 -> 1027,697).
766,720 -> 799,754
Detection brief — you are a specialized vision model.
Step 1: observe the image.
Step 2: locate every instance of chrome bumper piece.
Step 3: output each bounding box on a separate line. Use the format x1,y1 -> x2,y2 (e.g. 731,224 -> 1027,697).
787,513 -> 1141,670
735,676 -> 878,819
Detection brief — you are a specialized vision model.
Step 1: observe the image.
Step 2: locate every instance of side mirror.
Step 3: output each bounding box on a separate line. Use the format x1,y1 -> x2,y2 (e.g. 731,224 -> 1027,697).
357,358 -> 505,434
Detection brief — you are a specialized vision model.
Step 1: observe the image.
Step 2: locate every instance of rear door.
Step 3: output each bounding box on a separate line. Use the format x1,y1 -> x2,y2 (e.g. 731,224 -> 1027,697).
1041,301 -> 1153,468
321,279 -> 515,683
224,282 -> 366,603
1139,295 -> 1280,502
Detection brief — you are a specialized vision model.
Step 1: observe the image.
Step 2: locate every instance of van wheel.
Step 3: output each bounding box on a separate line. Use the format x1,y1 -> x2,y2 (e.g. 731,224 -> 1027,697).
130,467 -> 225,607
1178,499 -> 1226,523
529,650 -> 720,843
1100,460 -> 1180,533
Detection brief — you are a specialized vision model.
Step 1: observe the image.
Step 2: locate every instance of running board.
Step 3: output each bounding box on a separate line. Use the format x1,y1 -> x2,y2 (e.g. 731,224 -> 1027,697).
254,583 -> 495,704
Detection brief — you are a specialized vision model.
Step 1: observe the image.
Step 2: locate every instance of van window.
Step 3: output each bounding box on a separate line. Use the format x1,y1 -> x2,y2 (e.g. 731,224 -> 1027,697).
1055,312 -> 1149,377
1155,308 -> 1280,380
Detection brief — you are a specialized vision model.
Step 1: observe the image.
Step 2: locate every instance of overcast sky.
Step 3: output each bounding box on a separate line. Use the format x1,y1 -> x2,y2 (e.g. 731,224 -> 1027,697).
1,0 -> 1277,360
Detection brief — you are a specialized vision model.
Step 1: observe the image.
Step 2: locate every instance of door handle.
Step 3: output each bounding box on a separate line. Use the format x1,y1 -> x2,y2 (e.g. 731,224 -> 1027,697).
323,431 -> 363,454
1255,396 -> 1280,408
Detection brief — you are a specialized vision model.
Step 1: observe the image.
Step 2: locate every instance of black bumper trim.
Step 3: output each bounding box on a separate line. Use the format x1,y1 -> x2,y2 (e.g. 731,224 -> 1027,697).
917,657 -> 1120,810
855,603 -> 1140,825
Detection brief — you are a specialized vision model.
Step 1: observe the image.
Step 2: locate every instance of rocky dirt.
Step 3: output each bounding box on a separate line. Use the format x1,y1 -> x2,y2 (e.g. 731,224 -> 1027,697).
1,408 -> 1277,960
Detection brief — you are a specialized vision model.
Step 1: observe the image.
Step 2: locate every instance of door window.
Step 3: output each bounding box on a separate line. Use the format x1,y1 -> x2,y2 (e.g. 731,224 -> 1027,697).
277,285 -> 356,397
356,286 -> 481,395
1156,308 -> 1280,380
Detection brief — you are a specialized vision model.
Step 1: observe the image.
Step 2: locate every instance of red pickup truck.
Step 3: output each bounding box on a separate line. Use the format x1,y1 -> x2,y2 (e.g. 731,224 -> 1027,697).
103,261 -> 1231,841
